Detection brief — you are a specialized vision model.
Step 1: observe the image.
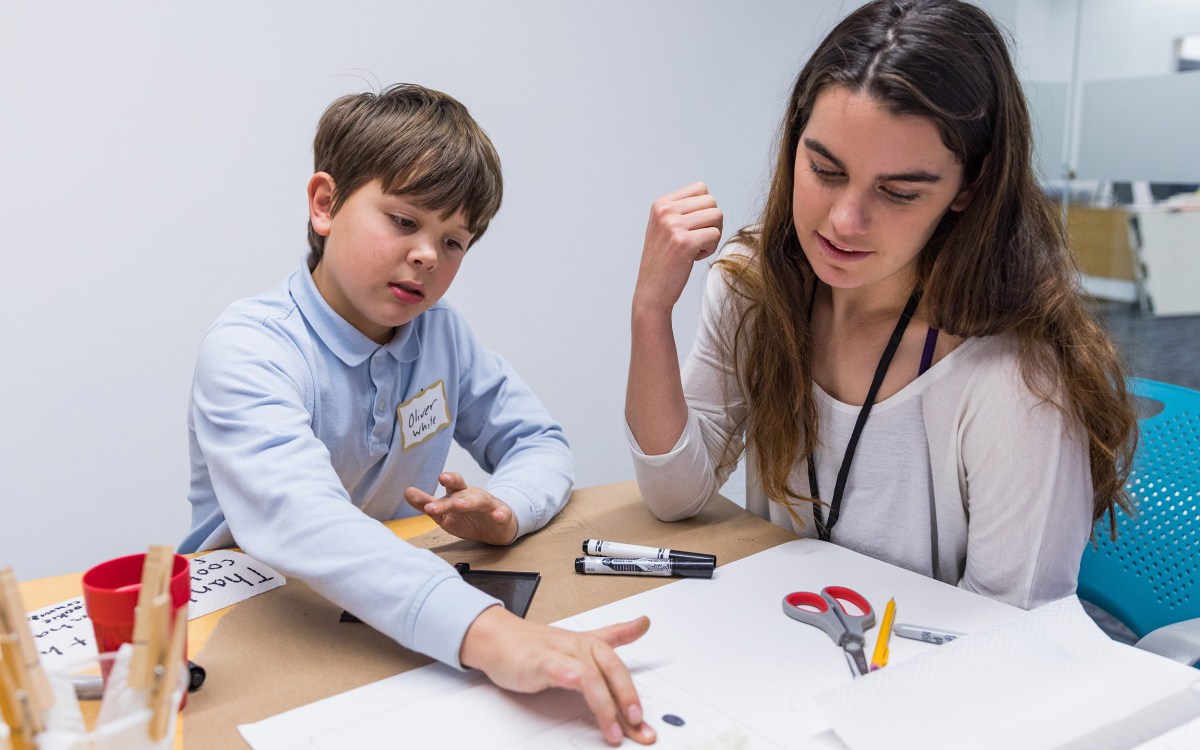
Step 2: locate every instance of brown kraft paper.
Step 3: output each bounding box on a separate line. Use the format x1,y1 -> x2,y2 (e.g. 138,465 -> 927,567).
183,480 -> 798,748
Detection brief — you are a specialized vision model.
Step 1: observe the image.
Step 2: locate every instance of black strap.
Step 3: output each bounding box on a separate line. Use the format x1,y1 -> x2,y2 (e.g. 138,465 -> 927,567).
809,287 -> 922,541
919,327 -> 939,375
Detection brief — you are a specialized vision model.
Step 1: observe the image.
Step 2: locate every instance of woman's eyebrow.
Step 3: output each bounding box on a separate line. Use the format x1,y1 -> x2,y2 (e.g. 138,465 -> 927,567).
803,137 -> 943,184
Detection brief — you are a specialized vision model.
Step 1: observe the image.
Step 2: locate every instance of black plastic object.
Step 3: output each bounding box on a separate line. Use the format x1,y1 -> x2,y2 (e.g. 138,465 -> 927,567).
73,659 -> 207,700
187,660 -> 206,692
452,562 -> 541,618
340,562 -> 541,623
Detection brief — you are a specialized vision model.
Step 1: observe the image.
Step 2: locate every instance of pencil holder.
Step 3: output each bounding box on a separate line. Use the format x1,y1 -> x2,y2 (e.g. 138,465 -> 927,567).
33,649 -> 186,750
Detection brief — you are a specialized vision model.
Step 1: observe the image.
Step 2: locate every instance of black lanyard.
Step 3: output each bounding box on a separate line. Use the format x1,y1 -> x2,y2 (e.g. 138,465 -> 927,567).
808,287 -> 922,541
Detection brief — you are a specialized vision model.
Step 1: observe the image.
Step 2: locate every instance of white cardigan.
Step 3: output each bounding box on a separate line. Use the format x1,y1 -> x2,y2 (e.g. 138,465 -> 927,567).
628,247 -> 1093,610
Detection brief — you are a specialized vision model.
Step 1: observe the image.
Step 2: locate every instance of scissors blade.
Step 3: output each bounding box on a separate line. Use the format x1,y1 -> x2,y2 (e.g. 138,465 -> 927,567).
843,641 -> 869,677
841,649 -> 860,677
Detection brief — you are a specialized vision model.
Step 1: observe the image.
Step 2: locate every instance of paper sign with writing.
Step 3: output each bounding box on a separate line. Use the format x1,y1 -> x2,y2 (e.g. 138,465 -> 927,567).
187,551 -> 286,619
27,596 -> 98,665
397,380 -> 451,451
28,551 -> 286,666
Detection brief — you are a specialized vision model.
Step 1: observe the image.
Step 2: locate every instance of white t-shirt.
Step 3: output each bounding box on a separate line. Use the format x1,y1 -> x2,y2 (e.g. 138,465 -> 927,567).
628,246 -> 1093,610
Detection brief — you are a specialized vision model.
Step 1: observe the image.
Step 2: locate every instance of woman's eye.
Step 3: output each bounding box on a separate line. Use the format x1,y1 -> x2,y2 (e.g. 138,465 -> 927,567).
879,186 -> 918,203
809,161 -> 843,180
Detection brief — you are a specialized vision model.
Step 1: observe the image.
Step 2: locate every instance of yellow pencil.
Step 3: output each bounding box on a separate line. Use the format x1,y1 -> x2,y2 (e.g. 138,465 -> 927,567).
870,598 -> 896,670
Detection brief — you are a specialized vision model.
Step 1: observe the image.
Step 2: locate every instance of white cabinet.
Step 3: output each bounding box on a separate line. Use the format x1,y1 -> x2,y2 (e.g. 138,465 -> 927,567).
1133,209 -> 1200,317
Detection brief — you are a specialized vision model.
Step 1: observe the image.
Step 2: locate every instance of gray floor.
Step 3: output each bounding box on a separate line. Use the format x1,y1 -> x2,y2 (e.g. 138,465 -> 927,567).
1095,301 -> 1200,391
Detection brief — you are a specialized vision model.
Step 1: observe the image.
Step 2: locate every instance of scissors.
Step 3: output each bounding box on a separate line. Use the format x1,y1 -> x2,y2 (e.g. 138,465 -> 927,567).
782,586 -> 876,677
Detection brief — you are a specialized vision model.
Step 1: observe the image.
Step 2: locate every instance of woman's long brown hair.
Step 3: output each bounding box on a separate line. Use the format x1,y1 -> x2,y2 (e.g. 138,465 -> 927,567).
716,0 -> 1136,531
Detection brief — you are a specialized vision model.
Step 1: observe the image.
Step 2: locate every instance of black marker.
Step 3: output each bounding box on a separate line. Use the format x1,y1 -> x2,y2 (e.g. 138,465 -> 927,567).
574,556 -> 714,579
74,660 -> 207,700
582,539 -> 717,566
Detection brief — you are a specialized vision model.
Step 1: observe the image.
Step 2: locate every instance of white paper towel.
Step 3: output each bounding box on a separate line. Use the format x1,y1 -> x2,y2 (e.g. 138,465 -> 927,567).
815,597 -> 1200,750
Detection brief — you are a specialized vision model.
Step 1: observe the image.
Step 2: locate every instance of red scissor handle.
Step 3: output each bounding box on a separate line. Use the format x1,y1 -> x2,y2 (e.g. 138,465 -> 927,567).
823,586 -> 871,618
784,591 -> 829,613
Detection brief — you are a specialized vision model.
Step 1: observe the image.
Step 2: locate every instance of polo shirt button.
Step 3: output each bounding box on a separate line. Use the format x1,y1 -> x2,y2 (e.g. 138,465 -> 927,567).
377,399 -> 386,412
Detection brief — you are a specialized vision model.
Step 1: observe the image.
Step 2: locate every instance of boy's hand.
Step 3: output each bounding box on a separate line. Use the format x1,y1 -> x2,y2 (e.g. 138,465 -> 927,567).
404,472 -> 518,545
633,182 -> 723,315
461,606 -> 656,747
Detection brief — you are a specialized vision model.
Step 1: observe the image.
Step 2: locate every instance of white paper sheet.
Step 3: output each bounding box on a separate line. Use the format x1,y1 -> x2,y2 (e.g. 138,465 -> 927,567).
27,596 -> 98,664
185,551 -> 285,619
815,597 -> 1200,750
248,657 -> 752,750
28,551 -> 285,667
239,540 -> 1020,749
1135,702 -> 1200,750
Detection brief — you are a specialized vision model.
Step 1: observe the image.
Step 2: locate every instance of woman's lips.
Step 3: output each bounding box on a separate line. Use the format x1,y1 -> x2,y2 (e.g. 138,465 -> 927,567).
818,232 -> 870,262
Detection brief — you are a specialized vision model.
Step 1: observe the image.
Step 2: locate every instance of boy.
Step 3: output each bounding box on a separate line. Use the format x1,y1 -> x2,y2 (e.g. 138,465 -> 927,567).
179,84 -> 654,746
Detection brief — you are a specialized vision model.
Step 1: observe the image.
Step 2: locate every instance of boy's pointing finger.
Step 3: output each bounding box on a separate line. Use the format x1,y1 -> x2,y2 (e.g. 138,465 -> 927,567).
404,486 -> 439,514
438,472 -> 468,493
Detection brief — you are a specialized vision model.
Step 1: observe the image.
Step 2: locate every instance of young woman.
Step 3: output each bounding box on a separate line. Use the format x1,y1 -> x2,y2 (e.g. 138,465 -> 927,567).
625,0 -> 1136,609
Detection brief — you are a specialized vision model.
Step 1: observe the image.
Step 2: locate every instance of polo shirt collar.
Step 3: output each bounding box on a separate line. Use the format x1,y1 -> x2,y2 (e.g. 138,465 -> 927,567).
290,264 -> 422,366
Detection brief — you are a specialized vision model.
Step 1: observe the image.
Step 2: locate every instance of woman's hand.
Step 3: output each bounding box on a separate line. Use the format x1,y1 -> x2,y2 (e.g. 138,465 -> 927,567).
633,182 -> 723,315
625,183 -> 723,455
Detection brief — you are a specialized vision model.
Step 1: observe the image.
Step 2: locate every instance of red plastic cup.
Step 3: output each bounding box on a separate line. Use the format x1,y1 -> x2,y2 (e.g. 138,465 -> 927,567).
81,552 -> 190,706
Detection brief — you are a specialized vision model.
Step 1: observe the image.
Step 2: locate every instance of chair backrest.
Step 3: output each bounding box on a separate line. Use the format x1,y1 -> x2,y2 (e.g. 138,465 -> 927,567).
1077,378 -> 1200,638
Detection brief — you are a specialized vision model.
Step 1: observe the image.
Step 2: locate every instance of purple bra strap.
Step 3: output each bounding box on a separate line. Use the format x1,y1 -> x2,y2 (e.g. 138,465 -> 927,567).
919,328 -> 939,375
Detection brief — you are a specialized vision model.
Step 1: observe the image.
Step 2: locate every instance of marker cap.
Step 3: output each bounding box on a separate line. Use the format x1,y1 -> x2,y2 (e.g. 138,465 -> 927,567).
670,561 -> 716,578
668,551 -> 717,565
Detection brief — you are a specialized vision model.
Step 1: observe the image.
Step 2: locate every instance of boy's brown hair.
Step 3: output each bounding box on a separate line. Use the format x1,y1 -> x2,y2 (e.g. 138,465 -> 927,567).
307,83 -> 503,261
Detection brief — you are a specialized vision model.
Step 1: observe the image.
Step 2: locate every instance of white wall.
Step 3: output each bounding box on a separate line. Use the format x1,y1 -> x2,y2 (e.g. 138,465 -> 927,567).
1,0 -> 1020,581
1017,0 -> 1200,81
1014,0 -> 1078,81
1076,0 -> 1200,80
1017,0 -> 1200,181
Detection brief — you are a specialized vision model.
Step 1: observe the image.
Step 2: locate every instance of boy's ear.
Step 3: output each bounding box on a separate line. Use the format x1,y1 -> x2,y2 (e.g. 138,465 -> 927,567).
308,172 -> 336,237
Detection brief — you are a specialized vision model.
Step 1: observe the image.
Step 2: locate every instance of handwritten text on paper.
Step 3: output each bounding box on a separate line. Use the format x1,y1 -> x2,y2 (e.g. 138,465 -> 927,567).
27,597 -> 97,663
28,551 -> 286,665
187,551 -> 286,618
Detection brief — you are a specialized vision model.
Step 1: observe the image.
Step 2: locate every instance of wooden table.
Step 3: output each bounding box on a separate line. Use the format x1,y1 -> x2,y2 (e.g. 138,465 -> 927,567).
16,481 -> 797,749
14,516 -> 437,749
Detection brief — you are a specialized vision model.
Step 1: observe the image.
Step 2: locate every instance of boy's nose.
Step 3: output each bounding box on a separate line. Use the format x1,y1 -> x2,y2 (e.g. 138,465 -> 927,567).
407,240 -> 437,269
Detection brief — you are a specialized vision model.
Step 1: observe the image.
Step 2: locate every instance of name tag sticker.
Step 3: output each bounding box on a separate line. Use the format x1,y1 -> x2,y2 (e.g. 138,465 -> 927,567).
398,379 -> 451,451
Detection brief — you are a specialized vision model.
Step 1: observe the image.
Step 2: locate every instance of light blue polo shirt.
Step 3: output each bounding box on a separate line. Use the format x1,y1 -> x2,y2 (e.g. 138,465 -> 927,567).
180,264 -> 573,668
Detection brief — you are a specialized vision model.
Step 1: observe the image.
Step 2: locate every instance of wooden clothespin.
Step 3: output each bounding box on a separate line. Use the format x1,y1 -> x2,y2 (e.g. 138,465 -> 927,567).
0,566 -> 54,749
129,545 -> 174,690
1,642 -> 36,750
148,604 -> 188,741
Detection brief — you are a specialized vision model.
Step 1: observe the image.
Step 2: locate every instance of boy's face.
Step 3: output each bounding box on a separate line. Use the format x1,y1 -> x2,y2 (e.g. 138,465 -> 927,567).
308,174 -> 474,344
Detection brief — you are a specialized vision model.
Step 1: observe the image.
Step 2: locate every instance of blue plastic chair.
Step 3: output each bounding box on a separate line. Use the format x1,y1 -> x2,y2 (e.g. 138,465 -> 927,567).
1077,377 -> 1200,666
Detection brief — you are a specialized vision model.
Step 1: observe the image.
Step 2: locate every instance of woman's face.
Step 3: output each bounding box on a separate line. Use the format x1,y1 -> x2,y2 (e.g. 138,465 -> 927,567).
792,86 -> 973,295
